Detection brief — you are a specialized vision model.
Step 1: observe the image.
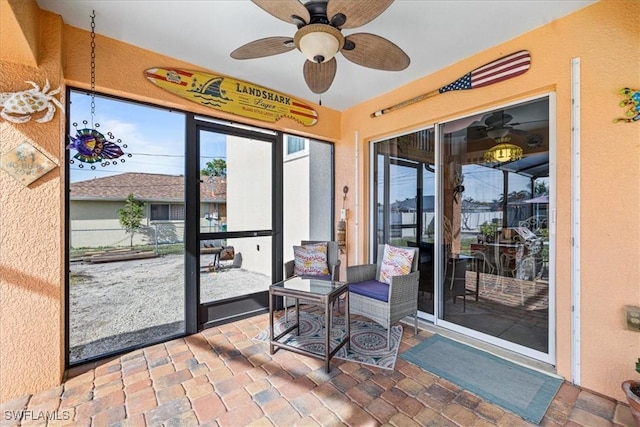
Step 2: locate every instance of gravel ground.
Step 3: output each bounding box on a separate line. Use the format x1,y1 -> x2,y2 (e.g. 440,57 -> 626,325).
69,253 -> 270,362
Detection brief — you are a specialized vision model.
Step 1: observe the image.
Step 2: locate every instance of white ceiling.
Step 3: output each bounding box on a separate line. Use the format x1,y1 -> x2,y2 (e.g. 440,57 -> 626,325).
35,0 -> 596,111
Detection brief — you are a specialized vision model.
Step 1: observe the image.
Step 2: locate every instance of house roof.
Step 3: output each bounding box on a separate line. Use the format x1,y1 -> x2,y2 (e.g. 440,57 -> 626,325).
391,196 -> 435,213
70,172 -> 225,203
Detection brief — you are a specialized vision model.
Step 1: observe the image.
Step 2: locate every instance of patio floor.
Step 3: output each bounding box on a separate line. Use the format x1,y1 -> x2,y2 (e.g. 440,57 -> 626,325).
1,312 -> 634,427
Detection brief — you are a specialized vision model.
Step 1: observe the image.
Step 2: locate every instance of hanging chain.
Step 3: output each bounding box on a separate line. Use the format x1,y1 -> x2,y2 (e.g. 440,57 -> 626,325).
90,10 -> 96,127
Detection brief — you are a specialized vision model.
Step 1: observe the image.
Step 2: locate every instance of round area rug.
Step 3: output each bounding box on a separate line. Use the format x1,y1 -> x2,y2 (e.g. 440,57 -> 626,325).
349,328 -> 398,355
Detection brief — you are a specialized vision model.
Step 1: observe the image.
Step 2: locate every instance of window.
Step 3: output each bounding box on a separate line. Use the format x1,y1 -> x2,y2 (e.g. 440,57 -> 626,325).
151,204 -> 184,221
286,136 -> 307,156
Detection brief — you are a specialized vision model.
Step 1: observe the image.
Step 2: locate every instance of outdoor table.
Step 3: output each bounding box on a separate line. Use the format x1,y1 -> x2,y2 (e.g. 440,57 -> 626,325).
269,276 -> 350,373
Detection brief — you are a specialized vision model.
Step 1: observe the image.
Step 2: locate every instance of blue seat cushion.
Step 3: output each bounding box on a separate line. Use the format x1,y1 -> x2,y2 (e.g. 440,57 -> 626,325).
349,280 -> 389,302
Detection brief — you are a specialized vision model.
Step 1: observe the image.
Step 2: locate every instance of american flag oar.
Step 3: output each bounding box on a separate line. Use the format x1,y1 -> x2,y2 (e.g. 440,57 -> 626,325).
371,50 -> 531,118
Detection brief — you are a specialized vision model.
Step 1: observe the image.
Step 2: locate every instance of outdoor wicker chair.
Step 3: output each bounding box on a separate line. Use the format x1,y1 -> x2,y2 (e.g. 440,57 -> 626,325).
284,240 -> 341,282
283,240 -> 341,321
346,244 -> 420,350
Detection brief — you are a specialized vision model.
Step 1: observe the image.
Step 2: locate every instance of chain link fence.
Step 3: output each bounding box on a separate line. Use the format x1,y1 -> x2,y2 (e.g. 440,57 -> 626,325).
70,223 -> 187,256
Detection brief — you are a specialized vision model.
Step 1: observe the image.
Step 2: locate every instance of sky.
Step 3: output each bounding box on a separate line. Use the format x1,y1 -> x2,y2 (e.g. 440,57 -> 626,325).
68,90 -> 225,183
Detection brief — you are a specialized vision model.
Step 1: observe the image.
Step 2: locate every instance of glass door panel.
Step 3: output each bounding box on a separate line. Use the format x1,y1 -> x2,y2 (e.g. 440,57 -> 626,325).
282,135 -> 334,265
67,90 -> 186,364
389,162 -> 418,245
373,128 -> 436,315
437,97 -> 551,359
418,163 -> 436,315
198,127 -> 273,309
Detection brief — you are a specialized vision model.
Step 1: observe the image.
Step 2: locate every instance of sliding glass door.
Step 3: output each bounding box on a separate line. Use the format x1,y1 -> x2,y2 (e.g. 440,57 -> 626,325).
437,96 -> 552,361
372,95 -> 553,362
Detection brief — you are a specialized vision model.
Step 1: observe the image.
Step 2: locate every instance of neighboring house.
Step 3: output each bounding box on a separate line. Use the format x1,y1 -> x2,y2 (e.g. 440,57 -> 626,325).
70,172 -> 226,249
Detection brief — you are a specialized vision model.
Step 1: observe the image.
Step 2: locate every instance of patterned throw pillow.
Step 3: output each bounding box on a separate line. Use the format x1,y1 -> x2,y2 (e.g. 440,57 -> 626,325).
293,242 -> 330,276
379,244 -> 415,284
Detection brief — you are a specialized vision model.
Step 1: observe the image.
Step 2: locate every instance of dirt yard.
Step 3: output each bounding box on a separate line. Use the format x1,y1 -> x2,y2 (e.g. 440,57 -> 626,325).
69,253 -> 270,362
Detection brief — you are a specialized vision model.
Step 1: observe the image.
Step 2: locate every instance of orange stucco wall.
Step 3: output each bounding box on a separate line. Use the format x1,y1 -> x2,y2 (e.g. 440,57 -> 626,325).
0,0 -> 38,66
1,3 -> 65,400
1,0 -> 638,403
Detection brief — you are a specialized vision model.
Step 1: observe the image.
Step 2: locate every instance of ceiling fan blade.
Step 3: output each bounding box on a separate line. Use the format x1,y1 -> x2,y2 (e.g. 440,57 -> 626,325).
485,112 -> 513,127
231,37 -> 295,59
510,128 -> 528,136
467,127 -> 488,140
510,119 -> 549,127
341,33 -> 409,71
303,58 -> 337,94
252,0 -> 310,25
327,0 -> 393,29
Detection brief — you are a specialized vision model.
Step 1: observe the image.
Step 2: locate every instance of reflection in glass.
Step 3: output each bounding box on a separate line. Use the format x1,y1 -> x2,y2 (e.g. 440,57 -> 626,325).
372,97 -> 551,358
439,97 -> 550,355
374,128 -> 436,315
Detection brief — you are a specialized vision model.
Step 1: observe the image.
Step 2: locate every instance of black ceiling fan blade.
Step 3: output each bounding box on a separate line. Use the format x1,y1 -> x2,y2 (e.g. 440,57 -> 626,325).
327,0 -> 393,29
510,128 -> 528,136
467,126 -> 489,140
252,0 -> 310,25
230,37 -> 295,59
484,111 -> 513,127
341,33 -> 409,71
303,58 -> 337,94
510,119 -> 549,127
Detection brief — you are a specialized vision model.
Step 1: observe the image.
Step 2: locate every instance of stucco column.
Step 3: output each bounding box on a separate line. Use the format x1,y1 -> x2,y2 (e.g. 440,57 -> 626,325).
0,3 -> 66,401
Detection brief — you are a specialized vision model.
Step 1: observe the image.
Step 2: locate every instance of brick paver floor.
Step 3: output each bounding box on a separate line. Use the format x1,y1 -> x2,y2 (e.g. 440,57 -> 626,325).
0,312 -> 635,426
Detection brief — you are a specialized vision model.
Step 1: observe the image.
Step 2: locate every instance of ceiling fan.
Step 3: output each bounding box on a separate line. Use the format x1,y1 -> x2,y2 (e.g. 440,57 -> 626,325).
467,111 -> 546,141
230,0 -> 410,95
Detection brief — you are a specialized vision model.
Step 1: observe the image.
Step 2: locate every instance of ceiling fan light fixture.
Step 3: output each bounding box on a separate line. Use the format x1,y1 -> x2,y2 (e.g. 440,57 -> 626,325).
294,24 -> 344,63
486,127 -> 510,139
484,143 -> 523,163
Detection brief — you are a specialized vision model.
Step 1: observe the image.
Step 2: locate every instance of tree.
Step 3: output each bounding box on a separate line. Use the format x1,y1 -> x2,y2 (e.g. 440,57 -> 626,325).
461,197 -> 475,230
201,159 -> 227,177
534,180 -> 549,197
118,193 -> 144,248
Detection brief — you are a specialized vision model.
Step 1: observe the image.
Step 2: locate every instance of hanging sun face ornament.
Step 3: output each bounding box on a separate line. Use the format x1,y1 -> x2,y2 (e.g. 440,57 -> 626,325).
67,121 -> 130,169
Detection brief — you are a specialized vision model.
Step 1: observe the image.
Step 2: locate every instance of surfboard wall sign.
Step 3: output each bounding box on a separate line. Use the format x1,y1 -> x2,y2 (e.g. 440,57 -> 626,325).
144,68 -> 318,127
